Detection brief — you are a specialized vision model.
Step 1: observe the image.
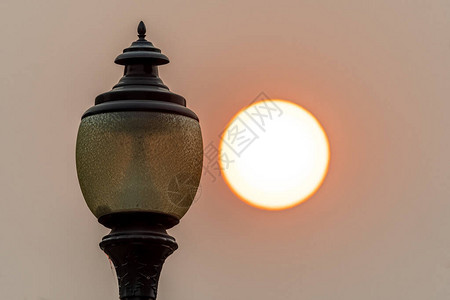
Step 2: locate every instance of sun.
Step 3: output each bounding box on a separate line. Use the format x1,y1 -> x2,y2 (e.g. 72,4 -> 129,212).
219,99 -> 330,210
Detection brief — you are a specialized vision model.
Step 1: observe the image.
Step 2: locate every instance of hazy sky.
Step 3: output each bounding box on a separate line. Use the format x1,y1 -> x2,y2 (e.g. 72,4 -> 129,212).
0,1 -> 449,299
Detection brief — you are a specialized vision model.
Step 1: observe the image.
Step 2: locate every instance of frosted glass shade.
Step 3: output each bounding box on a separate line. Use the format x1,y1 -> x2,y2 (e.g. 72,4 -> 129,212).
76,111 -> 203,220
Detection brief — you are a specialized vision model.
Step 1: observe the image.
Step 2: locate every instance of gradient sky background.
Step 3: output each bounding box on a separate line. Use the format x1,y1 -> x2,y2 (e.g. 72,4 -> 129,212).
1,1 -> 449,299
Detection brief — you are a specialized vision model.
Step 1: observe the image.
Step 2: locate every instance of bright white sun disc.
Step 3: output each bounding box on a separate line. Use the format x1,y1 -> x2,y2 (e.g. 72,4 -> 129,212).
219,99 -> 330,210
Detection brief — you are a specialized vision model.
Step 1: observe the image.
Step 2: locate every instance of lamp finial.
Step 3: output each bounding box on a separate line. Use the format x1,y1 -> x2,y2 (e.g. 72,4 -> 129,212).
138,21 -> 146,39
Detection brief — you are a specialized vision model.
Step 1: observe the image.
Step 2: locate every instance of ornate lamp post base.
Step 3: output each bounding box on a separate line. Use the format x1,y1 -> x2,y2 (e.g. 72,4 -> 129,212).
99,213 -> 179,300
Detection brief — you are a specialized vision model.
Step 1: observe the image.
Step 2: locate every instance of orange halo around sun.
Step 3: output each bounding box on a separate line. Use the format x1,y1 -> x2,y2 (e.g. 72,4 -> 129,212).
219,99 -> 330,211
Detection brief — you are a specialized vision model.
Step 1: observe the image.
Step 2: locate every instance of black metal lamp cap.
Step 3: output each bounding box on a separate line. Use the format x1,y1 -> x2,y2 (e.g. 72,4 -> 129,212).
115,21 -> 170,66
86,21 -> 198,120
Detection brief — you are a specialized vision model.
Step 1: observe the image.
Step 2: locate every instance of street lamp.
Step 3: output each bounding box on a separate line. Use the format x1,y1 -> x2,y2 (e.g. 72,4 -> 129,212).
76,21 -> 203,300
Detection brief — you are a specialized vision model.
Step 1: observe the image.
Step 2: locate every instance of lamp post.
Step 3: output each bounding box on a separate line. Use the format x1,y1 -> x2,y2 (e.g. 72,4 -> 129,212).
76,21 -> 203,300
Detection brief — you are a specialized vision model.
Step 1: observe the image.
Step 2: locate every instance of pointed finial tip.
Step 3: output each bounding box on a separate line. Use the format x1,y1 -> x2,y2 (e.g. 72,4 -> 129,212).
137,21 -> 146,39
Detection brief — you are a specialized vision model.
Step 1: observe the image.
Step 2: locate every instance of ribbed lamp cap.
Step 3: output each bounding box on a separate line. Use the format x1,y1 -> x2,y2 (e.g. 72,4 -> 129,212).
114,21 -> 170,65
